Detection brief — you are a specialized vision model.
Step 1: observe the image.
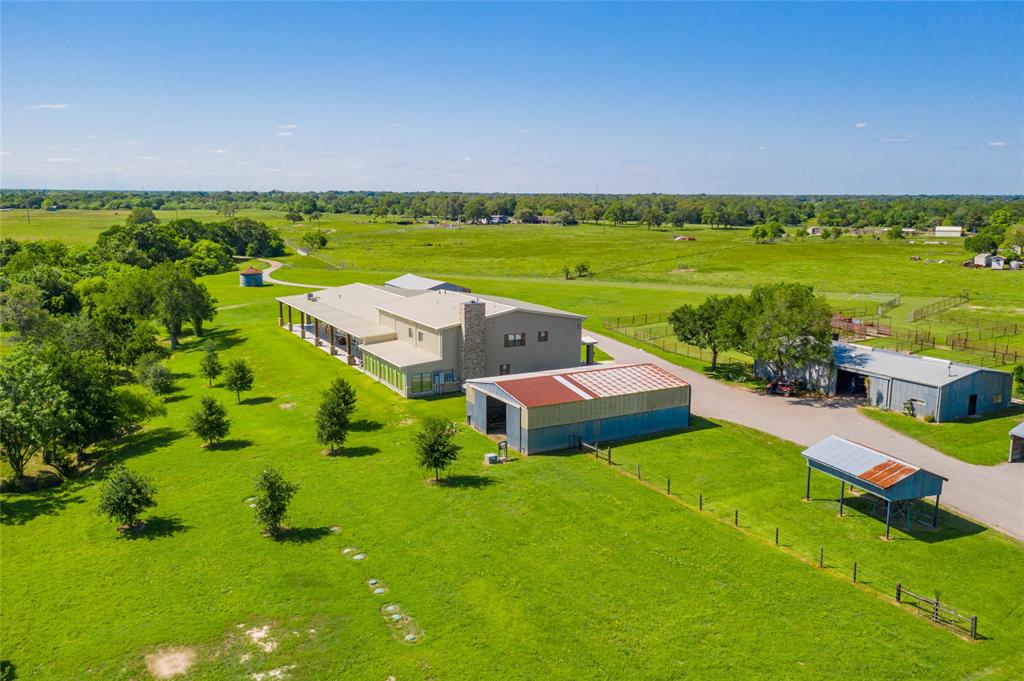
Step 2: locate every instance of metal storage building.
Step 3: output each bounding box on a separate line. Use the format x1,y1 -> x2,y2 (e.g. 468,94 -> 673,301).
761,342 -> 1013,422
1009,422 -> 1024,463
239,266 -> 264,287
465,363 -> 690,454
802,436 -> 947,538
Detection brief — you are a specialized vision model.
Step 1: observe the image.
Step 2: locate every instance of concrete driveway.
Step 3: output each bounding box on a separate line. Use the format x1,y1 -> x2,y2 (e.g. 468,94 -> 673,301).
590,331 -> 1024,542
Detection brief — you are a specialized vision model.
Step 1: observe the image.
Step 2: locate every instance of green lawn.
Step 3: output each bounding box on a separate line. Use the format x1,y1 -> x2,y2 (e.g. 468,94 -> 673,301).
3,271 -> 1023,679
860,406 -> 1024,465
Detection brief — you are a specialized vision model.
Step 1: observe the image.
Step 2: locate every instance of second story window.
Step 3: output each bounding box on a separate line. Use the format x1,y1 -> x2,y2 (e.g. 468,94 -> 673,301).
538,330 -> 549,342
504,332 -> 526,348
499,363 -> 511,375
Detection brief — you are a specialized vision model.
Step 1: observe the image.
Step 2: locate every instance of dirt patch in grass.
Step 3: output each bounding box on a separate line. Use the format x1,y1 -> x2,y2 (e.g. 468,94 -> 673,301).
279,403 -> 295,409
144,648 -> 195,678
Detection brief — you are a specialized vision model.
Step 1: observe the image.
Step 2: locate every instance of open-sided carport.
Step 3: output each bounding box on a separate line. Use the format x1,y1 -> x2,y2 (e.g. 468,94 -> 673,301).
802,436 -> 947,539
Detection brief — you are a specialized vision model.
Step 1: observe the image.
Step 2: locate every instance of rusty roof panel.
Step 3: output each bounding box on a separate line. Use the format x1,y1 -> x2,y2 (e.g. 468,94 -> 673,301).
493,363 -> 689,408
859,461 -> 915,488
497,376 -> 588,408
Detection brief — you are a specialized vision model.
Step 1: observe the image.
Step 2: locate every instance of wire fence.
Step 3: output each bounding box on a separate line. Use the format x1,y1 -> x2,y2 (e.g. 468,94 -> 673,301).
603,315 -> 753,369
907,290 -> 970,322
579,440 -> 981,640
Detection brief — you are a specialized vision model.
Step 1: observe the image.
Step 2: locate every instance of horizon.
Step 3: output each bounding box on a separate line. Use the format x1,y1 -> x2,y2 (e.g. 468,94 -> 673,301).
2,2 -> 1022,194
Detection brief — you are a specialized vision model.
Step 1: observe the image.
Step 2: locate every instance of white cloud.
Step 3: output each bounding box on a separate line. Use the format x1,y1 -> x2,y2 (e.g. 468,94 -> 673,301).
275,131 -> 293,137
87,134 -> 99,139
276,123 -> 298,129
131,156 -> 161,161
47,146 -> 60,151
208,149 -> 228,154
30,103 -> 68,110
387,122 -> 406,128
854,122 -> 867,128
116,140 -> 141,146
0,150 -> 12,156
520,129 -> 532,134
755,145 -> 767,151
46,157 -> 80,163
881,134 -> 916,143
462,156 -> 472,161
986,141 -> 1009,147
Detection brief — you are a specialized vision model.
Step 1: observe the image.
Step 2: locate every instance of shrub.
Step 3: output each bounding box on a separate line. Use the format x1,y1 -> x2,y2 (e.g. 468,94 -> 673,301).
254,467 -> 298,535
137,358 -> 174,394
223,358 -> 254,403
189,396 -> 230,446
111,385 -> 167,439
923,414 -> 936,423
415,417 -> 461,482
97,466 -> 157,530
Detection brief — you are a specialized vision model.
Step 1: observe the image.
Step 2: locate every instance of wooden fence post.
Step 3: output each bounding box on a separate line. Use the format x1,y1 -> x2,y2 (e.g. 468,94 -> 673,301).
853,562 -> 857,583
734,510 -> 738,527
819,546 -> 824,568
775,528 -> 779,545
699,493 -> 703,511
970,616 -> 977,640
636,464 -> 640,480
667,478 -> 671,495
896,582 -> 902,604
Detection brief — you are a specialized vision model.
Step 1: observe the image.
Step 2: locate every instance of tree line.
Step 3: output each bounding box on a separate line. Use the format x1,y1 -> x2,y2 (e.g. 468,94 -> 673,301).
4,190 -> 1021,231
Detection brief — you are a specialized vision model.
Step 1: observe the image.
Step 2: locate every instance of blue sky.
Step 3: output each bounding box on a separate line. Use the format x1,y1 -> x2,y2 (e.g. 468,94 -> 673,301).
2,2 -> 1021,194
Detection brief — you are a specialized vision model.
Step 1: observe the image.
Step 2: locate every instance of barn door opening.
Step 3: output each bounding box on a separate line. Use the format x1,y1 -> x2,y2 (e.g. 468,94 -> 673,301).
968,394 -> 978,416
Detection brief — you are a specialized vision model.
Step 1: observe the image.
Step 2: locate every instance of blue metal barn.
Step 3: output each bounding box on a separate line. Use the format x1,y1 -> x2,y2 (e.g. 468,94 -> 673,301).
802,435 -> 947,538
465,363 -> 690,455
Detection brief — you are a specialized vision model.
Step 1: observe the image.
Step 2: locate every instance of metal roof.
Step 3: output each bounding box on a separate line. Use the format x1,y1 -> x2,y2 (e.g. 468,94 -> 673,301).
833,342 -> 988,388
1010,421 -> 1024,438
240,267 -> 263,275
802,436 -> 946,489
360,339 -> 441,368
376,289 -> 584,330
385,273 -> 465,291
468,363 -> 689,408
277,284 -> 402,342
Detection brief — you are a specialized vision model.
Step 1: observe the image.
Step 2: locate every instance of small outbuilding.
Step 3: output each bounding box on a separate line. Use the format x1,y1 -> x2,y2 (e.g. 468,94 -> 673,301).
384,273 -> 470,293
990,255 -> 1006,270
973,253 -> 993,267
802,436 -> 947,538
239,266 -> 264,287
465,363 -> 690,454
935,225 -> 963,237
1009,422 -> 1024,463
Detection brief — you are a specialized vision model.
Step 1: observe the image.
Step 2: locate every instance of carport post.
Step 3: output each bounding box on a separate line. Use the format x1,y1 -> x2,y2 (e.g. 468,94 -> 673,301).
805,464 -> 811,500
839,481 -> 845,517
932,493 -> 941,528
885,500 -> 892,539
300,312 -> 306,339
313,318 -> 320,346
329,325 -> 337,355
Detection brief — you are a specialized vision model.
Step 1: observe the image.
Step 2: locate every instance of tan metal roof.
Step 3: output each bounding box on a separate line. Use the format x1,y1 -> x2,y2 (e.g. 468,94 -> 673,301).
360,339 -> 442,368
277,284 -> 400,342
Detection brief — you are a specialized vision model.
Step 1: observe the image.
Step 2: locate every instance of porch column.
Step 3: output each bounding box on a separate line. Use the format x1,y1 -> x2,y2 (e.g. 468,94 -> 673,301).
839,481 -> 845,517
300,312 -> 306,339
278,301 -> 284,326
347,333 -> 355,365
805,464 -> 811,500
329,325 -> 337,355
287,305 -> 293,331
314,318 -> 321,346
932,493 -> 940,528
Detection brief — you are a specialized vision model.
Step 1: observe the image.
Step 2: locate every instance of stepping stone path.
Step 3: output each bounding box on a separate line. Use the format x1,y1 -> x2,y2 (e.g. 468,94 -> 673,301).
366,579 -> 388,595
379,604 -> 422,644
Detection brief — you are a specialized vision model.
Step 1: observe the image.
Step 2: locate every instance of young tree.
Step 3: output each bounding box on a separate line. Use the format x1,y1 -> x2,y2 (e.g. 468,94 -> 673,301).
316,377 -> 358,453
189,396 -> 230,446
300,228 -> 329,252
743,282 -> 833,383
200,344 -> 223,387
0,345 -> 69,479
223,358 -> 254,403
415,417 -> 461,482
886,225 -> 906,240
97,466 -> 157,530
669,295 -> 747,370
125,207 -> 159,226
253,467 -> 298,536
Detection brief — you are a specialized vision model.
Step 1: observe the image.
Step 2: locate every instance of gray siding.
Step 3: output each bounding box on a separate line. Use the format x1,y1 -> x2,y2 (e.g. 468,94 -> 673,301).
523,406 -> 690,455
938,370 -> 1013,422
887,380 -> 940,419
484,311 -> 582,377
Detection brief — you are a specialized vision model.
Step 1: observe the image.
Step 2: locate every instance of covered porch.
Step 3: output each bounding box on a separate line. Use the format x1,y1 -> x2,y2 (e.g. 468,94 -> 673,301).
276,296 -> 397,367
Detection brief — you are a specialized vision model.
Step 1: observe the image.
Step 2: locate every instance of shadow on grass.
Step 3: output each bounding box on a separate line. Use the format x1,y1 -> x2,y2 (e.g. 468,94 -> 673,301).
211,439 -> 254,451
164,394 -> 190,404
275,526 -> 332,543
103,427 -> 185,467
843,495 -> 986,543
350,419 -> 383,432
244,396 -> 275,406
0,489 -> 86,526
187,327 -> 245,352
439,474 -> 499,489
328,446 -> 380,458
0,660 -> 15,680
124,514 -> 190,540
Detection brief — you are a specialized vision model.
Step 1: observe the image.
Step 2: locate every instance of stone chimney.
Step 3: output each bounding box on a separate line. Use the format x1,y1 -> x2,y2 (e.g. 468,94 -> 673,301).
460,300 -> 486,380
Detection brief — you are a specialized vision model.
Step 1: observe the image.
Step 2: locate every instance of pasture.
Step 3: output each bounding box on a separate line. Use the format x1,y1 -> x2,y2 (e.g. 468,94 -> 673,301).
2,210 -> 1023,679
2,270 -> 1023,679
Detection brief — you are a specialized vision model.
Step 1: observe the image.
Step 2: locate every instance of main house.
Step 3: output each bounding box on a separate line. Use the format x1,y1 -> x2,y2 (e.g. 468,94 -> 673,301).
276,281 -> 587,397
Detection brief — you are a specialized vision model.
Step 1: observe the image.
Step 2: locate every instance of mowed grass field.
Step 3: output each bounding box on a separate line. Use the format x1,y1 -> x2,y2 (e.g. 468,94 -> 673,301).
3,271 -> 1024,680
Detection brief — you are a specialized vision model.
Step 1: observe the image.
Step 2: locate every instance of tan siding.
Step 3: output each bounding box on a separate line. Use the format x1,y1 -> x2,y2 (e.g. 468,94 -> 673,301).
484,311 -> 582,376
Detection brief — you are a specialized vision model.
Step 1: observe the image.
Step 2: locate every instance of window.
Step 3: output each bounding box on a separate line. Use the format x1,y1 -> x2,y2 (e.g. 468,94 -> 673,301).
993,394 -> 1003,404
499,363 -> 511,375
411,372 -> 432,394
504,332 -> 526,348
418,331 -> 424,341
537,330 -> 549,342
408,327 -> 413,337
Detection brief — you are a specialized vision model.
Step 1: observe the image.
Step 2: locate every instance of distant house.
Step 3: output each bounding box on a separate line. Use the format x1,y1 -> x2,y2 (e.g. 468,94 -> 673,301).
807,226 -> 823,236
935,225 -> 963,237
990,255 -> 1006,270
487,215 -> 509,224
384,273 -> 471,293
973,253 -> 993,267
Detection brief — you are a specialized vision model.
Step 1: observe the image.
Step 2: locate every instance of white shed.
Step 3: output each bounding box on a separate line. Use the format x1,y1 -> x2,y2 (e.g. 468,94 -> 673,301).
935,226 -> 963,237
973,253 -> 993,267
